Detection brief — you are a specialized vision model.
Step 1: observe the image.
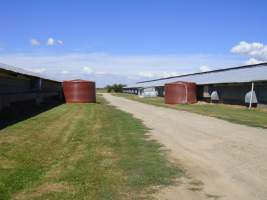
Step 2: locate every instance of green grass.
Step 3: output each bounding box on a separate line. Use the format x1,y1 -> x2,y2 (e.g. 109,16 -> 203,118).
0,95 -> 182,200
113,93 -> 267,129
96,88 -> 108,93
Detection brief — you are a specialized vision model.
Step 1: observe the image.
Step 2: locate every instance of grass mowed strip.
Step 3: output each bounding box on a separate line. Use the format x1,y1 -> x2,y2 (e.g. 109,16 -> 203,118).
114,93 -> 267,128
0,96 -> 182,200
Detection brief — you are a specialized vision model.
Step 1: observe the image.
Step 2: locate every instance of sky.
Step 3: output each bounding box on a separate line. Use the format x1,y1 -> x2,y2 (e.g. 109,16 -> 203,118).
0,0 -> 266,87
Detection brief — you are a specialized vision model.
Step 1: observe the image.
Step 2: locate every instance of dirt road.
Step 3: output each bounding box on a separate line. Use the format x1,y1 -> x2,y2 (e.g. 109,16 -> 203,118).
103,93 -> 267,200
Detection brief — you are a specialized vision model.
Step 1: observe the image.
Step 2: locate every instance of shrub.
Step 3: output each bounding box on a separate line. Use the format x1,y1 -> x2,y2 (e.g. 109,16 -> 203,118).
105,84 -> 126,93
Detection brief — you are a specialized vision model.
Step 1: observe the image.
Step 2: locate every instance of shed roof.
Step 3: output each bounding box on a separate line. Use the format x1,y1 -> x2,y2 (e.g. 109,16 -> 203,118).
0,62 -> 60,82
124,62 -> 267,88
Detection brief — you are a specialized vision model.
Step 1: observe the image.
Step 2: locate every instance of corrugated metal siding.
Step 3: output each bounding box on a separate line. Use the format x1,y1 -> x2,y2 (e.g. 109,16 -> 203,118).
0,76 -> 31,94
255,83 -> 267,104
211,84 -> 251,104
41,80 -> 62,92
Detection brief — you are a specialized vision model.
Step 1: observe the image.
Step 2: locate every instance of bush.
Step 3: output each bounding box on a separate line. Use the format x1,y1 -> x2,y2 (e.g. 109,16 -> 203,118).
105,84 -> 126,93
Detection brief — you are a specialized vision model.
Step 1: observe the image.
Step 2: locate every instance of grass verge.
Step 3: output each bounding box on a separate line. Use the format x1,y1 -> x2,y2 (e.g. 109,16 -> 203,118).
113,93 -> 267,129
0,95 -> 182,200
96,88 -> 108,93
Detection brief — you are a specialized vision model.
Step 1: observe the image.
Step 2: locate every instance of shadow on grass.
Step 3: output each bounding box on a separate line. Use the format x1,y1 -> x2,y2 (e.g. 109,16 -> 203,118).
0,99 -> 63,130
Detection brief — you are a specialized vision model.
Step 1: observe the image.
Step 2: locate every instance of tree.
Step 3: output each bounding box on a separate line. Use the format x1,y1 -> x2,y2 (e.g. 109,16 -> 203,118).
105,84 -> 126,93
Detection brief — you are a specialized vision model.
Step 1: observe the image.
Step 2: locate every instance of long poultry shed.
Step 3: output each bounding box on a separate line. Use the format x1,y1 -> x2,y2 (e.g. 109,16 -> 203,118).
0,63 -> 62,111
124,63 -> 267,106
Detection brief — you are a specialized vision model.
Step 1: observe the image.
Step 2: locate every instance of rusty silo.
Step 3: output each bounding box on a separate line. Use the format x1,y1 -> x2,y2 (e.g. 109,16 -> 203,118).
63,80 -> 96,103
165,81 -> 197,104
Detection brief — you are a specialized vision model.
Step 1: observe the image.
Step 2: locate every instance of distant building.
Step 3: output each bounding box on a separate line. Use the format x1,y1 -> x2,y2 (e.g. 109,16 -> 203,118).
123,63 -> 267,106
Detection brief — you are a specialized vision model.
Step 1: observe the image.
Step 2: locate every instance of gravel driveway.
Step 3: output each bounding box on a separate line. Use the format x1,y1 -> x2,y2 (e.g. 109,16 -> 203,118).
103,93 -> 267,200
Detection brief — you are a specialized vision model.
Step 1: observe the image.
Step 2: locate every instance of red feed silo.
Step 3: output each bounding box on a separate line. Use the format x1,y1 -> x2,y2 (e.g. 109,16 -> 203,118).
165,81 -> 197,104
63,80 -> 96,103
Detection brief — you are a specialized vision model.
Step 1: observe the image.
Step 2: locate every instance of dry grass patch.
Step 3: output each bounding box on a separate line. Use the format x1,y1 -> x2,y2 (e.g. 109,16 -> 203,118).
0,136 -> 18,145
0,156 -> 16,169
13,182 -> 75,200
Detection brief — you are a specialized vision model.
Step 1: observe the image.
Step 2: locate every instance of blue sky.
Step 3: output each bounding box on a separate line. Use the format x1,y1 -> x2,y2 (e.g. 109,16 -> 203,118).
0,0 -> 266,86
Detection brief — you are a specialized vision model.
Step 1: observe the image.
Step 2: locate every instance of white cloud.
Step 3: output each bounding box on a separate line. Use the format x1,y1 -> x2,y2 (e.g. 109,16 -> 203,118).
28,68 -> 46,73
61,70 -> 69,74
231,41 -> 267,61
138,71 -> 157,78
47,38 -> 64,46
245,58 -> 263,65
47,37 -> 55,46
0,52 -> 243,87
30,38 -> 40,46
199,65 -> 211,72
83,66 -> 93,74
94,71 -> 108,75
139,71 -> 181,78
57,40 -> 64,45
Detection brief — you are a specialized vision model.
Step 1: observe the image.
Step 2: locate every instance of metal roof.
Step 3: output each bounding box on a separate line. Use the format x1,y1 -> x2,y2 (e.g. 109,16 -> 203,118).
0,62 -> 60,82
124,62 -> 267,88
